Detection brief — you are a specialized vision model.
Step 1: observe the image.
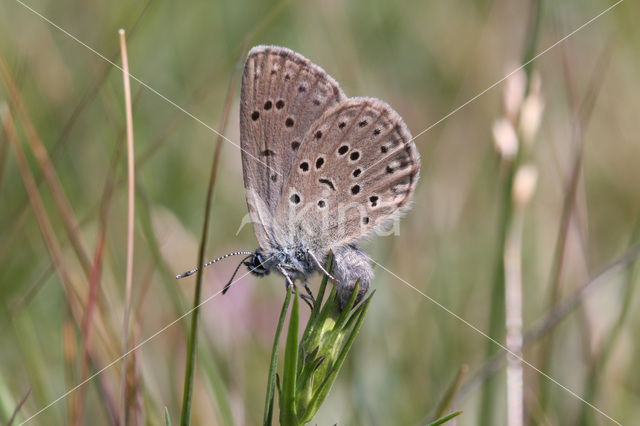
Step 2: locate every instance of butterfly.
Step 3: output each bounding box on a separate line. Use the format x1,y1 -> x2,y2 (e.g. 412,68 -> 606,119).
237,45 -> 420,306
179,46 -> 420,308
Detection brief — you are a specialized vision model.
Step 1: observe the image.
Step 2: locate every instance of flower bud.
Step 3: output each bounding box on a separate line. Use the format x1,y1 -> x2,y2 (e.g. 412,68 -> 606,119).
513,164 -> 538,207
492,118 -> 519,160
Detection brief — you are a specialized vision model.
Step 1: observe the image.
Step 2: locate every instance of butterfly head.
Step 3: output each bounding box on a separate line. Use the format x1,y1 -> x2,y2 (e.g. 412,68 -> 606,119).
244,245 -> 317,281
244,248 -> 271,276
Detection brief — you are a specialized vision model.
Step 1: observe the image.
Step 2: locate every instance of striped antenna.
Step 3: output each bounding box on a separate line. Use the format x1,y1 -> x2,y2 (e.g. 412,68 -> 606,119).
176,251 -> 254,279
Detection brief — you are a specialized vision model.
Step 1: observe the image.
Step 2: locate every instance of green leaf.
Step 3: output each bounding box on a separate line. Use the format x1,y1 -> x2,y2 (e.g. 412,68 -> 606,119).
300,292 -> 373,422
276,373 -> 282,399
263,289 -> 292,426
280,289 -> 299,425
165,407 -> 172,426
428,411 -> 462,425
331,280 -> 360,336
339,292 -> 373,340
301,252 -> 333,353
307,251 -> 332,325
304,286 -> 338,354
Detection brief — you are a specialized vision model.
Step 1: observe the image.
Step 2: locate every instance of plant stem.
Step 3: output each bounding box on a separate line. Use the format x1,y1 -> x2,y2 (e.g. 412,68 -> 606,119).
178,40 -> 241,426
119,28 -> 137,426
480,2 -> 542,423
263,289 -> 293,426
280,290 -> 300,425
178,89 -> 227,426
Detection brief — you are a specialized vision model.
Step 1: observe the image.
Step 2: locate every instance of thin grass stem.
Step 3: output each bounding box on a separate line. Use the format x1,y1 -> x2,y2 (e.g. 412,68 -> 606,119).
118,28 -> 137,426
430,365 -> 468,422
537,44 -> 611,415
480,2 -> 542,423
178,43 -> 242,426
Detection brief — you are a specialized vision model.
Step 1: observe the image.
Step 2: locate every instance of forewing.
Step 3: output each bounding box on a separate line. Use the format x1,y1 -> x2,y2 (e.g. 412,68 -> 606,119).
240,45 -> 345,247
273,97 -> 420,250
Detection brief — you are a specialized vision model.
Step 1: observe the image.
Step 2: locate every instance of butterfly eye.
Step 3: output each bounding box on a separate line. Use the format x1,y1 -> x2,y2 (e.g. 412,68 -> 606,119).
251,111 -> 260,121
380,145 -> 388,153
373,128 -> 381,136
349,151 -> 360,161
317,200 -> 326,208
291,141 -> 300,150
315,157 -> 324,169
362,217 -> 370,225
290,193 -> 301,204
351,184 -> 360,195
285,117 -> 294,127
352,168 -> 361,178
358,120 -> 368,127
276,100 -> 285,109
264,100 -> 272,110
369,195 -> 379,207
299,162 -> 310,172
338,145 -> 349,155
314,130 -> 323,140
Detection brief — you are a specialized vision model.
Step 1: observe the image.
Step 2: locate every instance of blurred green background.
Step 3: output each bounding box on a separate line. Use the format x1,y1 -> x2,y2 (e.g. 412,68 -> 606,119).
1,0 -> 639,424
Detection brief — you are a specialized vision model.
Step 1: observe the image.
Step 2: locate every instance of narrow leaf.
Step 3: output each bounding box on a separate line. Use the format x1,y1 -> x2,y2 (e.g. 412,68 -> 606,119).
308,252 -> 332,324
428,411 -> 463,426
165,407 -> 172,426
301,293 -> 373,421
263,289 -> 292,426
280,289 -> 299,425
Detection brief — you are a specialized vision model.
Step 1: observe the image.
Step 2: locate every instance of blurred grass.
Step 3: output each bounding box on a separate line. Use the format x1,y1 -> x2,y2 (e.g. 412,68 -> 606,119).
178,37 -> 239,426
1,0 -> 639,425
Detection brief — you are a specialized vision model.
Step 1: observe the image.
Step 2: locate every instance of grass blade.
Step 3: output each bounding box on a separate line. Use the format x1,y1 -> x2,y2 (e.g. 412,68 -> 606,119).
430,365 -> 467,422
6,388 -> 31,426
428,410 -> 462,426
279,289 -> 299,425
307,252 -> 332,326
263,289 -> 292,426
165,406 -> 172,426
178,34 -> 242,426
301,292 -> 372,422
118,28 -> 137,426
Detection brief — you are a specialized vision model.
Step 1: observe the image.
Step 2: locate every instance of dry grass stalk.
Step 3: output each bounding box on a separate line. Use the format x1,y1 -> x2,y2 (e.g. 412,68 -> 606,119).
118,28 -> 138,426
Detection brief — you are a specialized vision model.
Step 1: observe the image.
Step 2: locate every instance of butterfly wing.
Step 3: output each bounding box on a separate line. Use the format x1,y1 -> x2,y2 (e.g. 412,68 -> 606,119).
273,97 -> 420,252
240,45 -> 346,247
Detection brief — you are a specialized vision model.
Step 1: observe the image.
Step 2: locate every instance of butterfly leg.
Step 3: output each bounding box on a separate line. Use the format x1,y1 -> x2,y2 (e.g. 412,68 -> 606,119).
299,293 -> 314,310
278,266 -> 295,290
307,250 -> 337,282
302,278 -> 316,306
278,266 -> 314,310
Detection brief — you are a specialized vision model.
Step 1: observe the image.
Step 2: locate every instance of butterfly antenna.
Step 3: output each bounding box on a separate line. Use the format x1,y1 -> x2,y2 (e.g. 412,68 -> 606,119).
222,254 -> 253,294
176,251 -> 254,279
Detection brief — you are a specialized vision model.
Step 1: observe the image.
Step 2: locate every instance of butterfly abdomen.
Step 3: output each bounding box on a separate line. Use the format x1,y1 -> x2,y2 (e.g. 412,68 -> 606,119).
330,244 -> 373,308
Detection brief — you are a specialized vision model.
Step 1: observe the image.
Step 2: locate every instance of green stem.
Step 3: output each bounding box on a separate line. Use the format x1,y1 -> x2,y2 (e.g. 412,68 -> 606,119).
280,290 -> 300,425
178,42 -> 241,425
480,2 -> 542,423
263,289 -> 293,426
178,112 -> 225,426
478,158 -> 512,426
